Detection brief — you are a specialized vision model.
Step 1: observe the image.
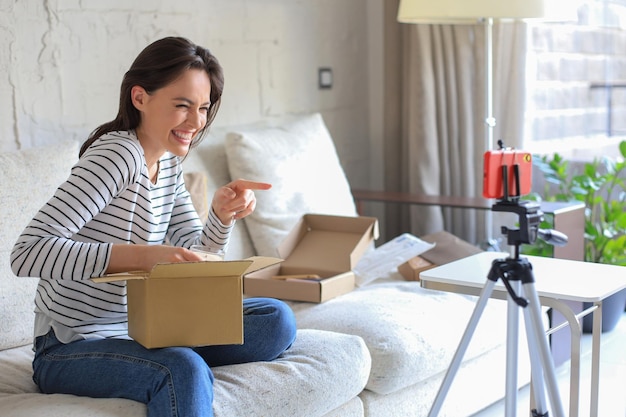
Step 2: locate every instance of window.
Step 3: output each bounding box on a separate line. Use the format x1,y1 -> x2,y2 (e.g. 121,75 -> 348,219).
524,0 -> 626,159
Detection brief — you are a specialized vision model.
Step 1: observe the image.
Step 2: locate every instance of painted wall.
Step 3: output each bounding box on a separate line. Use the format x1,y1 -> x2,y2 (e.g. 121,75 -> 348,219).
0,0 -> 382,189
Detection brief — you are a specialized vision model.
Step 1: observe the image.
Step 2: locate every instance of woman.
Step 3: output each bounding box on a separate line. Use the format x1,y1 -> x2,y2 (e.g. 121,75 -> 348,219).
10,36 -> 296,417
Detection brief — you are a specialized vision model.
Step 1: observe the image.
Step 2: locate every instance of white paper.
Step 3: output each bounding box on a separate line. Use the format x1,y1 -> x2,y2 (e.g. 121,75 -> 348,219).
353,233 -> 435,286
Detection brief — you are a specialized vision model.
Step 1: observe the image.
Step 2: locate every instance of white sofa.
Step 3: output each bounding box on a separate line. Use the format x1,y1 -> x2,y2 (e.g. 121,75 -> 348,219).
0,113 -> 532,416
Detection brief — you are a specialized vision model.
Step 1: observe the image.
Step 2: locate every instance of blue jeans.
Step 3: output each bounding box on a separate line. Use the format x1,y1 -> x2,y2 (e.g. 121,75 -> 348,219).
33,297 -> 296,417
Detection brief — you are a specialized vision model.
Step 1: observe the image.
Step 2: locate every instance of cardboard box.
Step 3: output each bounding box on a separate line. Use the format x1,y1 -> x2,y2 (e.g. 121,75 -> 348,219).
244,214 -> 379,303
398,231 -> 483,281
398,255 -> 436,280
94,257 -> 281,349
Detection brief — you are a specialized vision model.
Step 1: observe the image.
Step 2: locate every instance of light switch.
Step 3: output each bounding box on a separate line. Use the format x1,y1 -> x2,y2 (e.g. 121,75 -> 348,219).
318,67 -> 333,89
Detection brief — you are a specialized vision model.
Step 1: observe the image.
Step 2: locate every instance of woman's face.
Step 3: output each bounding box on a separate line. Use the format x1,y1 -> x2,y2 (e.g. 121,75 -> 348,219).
132,68 -> 212,163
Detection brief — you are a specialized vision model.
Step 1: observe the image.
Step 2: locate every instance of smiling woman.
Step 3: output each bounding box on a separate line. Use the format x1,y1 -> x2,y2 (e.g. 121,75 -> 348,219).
80,37 -> 224,158
10,36 -> 292,417
130,68 -> 212,171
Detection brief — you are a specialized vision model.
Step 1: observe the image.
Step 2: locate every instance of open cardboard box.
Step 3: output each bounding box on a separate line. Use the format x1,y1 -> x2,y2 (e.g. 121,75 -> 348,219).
244,214 -> 379,303
398,231 -> 483,281
93,256 -> 281,349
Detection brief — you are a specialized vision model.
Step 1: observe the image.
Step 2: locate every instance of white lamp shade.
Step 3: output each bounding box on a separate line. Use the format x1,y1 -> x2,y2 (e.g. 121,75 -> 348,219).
397,0 -> 546,23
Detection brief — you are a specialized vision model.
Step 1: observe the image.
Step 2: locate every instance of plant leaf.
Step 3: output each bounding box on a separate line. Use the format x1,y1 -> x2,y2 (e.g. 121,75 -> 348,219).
619,140 -> 626,158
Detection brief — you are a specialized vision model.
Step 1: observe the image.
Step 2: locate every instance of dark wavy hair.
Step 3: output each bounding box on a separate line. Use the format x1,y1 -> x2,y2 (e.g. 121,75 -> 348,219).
79,37 -> 224,157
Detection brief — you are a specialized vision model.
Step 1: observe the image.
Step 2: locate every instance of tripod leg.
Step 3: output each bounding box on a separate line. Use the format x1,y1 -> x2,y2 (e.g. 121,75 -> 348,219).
428,280 -> 497,417
523,282 -> 566,417
505,281 -> 521,417
521,292 -> 549,416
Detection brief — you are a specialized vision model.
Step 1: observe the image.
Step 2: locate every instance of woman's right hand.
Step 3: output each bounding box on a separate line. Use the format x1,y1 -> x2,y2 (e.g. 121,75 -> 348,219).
106,244 -> 204,274
211,179 -> 272,225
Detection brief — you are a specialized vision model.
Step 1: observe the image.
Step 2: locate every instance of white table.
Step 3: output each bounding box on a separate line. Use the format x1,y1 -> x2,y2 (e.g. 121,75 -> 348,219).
419,251 -> 626,417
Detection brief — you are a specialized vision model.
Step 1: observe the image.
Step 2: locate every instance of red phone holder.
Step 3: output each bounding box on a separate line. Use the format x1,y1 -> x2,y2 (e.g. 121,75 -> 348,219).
483,149 -> 532,200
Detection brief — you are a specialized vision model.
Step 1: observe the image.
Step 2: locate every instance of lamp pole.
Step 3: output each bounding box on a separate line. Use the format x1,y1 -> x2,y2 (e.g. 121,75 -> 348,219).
484,17 -> 495,247
484,17 -> 495,152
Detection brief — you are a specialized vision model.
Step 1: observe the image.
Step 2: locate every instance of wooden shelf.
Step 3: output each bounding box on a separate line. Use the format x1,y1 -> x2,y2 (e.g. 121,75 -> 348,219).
351,189 -> 492,213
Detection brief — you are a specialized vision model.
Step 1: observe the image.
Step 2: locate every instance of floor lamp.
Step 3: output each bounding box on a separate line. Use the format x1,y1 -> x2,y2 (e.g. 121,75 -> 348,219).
397,0 -> 546,153
397,0 -> 546,247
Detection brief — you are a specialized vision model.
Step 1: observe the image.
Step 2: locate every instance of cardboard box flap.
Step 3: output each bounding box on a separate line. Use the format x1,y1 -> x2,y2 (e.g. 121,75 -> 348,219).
243,256 -> 283,274
148,261 -> 253,279
93,257 -> 281,284
142,257 -> 281,279
297,214 -> 378,237
280,230 -> 360,274
93,261 -> 253,284
278,214 -> 378,276
419,231 -> 482,265
92,271 -> 148,283
350,220 -> 379,266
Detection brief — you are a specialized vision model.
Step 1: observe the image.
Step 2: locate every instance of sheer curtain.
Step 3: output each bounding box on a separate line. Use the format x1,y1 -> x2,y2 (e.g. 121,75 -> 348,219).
383,1 -> 528,245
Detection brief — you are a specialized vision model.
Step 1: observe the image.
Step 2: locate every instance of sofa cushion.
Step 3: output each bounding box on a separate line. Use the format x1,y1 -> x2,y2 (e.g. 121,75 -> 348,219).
211,329 -> 370,417
183,172 -> 210,223
0,329 -> 370,417
0,140 -> 79,350
358,337 -> 531,417
224,113 -> 357,257
289,277 -> 511,395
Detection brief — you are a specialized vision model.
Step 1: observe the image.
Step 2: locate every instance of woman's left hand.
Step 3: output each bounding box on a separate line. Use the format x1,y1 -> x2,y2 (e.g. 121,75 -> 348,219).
212,179 -> 271,225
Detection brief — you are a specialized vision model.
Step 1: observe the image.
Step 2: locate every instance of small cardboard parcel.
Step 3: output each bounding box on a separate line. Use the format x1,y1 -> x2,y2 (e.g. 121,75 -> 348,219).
398,231 -> 483,281
244,214 -> 379,303
93,257 -> 281,349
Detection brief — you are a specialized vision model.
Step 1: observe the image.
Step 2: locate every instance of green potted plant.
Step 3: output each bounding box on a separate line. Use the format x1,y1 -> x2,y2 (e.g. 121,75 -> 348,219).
526,140 -> 626,332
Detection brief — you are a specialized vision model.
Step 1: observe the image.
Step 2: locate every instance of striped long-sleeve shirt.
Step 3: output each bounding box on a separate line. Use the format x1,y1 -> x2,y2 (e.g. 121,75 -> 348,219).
10,131 -> 232,343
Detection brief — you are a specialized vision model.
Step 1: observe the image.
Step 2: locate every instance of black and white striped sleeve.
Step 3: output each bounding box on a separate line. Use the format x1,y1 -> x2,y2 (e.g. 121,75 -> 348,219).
10,137 -> 142,280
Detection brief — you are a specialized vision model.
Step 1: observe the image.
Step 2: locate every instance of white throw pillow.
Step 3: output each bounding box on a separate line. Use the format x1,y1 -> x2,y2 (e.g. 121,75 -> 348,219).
224,113 -> 357,256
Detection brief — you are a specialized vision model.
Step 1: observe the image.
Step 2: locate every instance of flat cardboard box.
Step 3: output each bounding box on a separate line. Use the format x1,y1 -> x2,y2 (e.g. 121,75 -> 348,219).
244,214 -> 379,303
398,231 -> 483,281
94,256 -> 281,349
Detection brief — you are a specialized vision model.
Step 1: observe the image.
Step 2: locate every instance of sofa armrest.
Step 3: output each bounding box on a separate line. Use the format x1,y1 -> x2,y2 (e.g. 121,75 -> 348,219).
350,189 -> 492,215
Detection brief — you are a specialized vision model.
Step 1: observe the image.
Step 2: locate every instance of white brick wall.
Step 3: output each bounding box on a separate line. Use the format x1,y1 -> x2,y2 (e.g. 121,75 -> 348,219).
0,0 -> 379,189
526,0 -> 626,156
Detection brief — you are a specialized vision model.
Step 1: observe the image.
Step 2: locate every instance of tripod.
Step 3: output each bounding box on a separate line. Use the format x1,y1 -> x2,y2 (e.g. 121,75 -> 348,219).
427,199 -> 567,417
